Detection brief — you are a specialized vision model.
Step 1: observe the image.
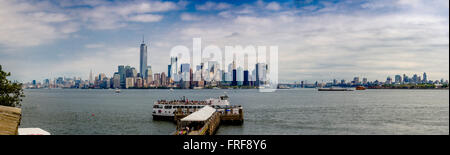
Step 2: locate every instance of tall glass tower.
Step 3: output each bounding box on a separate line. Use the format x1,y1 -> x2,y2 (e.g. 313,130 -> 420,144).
140,36 -> 148,78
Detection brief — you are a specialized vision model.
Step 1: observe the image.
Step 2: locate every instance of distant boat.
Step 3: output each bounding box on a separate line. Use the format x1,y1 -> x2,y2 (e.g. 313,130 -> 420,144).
318,87 -> 353,91
115,88 -> 121,93
213,87 -> 221,90
169,88 -> 174,92
356,86 -> 366,90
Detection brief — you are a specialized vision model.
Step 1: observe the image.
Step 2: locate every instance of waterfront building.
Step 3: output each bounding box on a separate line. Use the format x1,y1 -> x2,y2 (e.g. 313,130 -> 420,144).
113,73 -> 120,88
181,63 -> 190,73
386,76 -> 392,84
89,69 -> 93,84
168,57 -> 178,79
180,63 -> 190,81
237,67 -> 243,86
118,65 -> 125,85
140,37 -> 148,78
125,66 -> 132,78
132,67 -> 138,77
395,75 -> 402,84
255,63 -> 268,86
125,77 -> 135,88
353,77 -> 360,85
423,72 -> 427,83
362,78 -> 368,85
98,73 -> 106,81
403,74 -> 408,83
255,64 -> 260,86
154,73 -> 161,87
190,68 -> 193,87
243,70 -> 249,86
136,77 -> 143,88
145,67 -> 153,85
161,72 -> 167,87
168,65 -> 172,79
412,74 -> 418,83
103,77 -> 110,89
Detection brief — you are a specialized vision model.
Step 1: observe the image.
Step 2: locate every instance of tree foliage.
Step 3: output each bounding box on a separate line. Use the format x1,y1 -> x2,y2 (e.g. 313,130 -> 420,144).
0,65 -> 25,107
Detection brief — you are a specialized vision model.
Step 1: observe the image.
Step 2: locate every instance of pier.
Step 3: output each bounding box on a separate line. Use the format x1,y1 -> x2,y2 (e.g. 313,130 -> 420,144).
174,106 -> 243,135
174,105 -> 244,124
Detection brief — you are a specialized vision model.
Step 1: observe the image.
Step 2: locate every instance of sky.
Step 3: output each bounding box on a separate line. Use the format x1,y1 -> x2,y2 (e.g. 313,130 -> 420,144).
0,0 -> 448,83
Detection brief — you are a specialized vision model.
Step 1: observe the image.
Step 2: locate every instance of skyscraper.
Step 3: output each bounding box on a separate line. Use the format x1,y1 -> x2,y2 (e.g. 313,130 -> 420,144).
232,60 -> 237,86
89,69 -> 93,84
395,75 -> 402,84
145,66 -> 153,84
353,77 -> 360,85
412,74 -> 418,83
118,65 -> 125,87
140,36 -> 148,78
423,72 -> 427,83
243,70 -> 249,86
169,57 -> 178,79
113,73 -> 120,88
386,76 -> 392,84
255,63 -> 268,86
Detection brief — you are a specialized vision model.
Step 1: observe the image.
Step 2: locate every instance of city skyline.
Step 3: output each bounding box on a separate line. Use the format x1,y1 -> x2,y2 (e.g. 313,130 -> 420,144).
0,0 -> 449,82
22,43 -> 449,89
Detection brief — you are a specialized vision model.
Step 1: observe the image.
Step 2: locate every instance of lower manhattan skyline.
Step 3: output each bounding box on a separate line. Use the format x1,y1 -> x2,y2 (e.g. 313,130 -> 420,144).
0,0 -> 448,83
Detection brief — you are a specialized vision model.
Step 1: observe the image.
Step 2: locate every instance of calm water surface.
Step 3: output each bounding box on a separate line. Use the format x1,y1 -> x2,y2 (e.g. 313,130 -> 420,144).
20,89 -> 449,135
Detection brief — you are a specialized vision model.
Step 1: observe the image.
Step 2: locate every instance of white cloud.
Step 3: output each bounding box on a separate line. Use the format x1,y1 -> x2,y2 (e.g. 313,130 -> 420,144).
180,13 -> 201,21
266,2 -> 281,11
78,1 -> 180,30
165,1 -> 449,81
0,0 -> 73,47
128,14 -> 163,22
196,2 -> 231,11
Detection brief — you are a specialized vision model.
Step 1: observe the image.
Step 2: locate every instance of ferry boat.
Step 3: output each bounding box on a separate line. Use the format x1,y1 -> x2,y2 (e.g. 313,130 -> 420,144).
152,95 -> 242,121
356,86 -> 366,90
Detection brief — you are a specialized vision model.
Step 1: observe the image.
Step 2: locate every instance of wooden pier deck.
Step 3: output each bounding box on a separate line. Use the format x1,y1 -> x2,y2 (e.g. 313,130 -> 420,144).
174,106 -> 243,135
174,107 -> 244,124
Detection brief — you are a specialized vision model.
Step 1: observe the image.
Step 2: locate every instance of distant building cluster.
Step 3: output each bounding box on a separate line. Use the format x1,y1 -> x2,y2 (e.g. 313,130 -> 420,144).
24,39 -> 272,89
291,72 -> 449,89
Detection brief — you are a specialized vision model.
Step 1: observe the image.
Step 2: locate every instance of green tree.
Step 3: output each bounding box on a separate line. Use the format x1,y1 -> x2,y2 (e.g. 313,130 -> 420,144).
0,65 -> 25,107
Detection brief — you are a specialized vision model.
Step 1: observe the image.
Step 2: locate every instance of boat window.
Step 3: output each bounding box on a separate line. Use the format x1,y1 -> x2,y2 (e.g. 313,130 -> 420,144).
164,106 -> 172,109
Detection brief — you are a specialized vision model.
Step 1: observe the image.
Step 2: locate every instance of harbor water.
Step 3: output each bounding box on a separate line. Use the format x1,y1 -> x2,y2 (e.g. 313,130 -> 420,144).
19,89 -> 449,135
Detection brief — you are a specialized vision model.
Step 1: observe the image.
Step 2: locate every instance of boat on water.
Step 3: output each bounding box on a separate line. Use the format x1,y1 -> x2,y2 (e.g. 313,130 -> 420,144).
152,95 -> 242,120
356,86 -> 366,90
318,87 -> 353,91
115,88 -> 121,93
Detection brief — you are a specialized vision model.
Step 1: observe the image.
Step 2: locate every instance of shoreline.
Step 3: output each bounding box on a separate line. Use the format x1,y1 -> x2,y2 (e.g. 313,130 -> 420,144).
23,87 -> 449,90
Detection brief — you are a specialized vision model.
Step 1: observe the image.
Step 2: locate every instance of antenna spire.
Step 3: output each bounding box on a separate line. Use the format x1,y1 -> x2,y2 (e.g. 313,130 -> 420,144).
142,35 -> 145,44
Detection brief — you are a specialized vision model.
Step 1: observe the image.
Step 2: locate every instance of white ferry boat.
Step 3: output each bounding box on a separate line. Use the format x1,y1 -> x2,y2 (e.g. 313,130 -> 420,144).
152,95 -> 242,120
